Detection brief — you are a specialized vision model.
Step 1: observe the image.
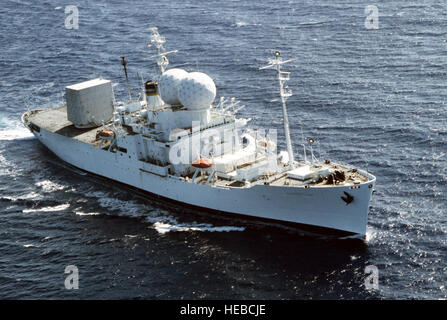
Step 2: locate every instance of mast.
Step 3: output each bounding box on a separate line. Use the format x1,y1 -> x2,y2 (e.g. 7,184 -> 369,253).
149,27 -> 178,75
260,51 -> 295,169
120,56 -> 132,101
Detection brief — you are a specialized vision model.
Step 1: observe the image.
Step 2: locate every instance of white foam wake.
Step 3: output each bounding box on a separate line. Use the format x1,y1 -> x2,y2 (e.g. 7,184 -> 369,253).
0,116 -> 34,141
365,227 -> 377,243
0,128 -> 34,141
93,192 -> 245,234
75,211 -> 100,216
97,196 -> 153,219
152,221 -> 245,234
23,204 -> 70,213
35,180 -> 66,192
3,192 -> 42,201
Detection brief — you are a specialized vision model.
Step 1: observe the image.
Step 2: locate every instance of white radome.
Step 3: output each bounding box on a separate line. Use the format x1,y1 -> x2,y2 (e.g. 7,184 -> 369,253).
178,72 -> 216,109
158,68 -> 188,105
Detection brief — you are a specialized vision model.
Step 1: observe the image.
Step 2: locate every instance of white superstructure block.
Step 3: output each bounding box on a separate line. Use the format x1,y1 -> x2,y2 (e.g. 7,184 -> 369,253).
66,78 -> 114,128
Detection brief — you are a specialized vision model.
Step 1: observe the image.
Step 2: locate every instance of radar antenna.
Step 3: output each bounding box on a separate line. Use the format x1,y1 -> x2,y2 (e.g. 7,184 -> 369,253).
260,51 -> 295,169
149,27 -> 178,74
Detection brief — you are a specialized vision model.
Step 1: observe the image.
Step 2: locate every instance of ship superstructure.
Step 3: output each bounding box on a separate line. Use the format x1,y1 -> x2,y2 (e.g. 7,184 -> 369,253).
22,28 -> 376,236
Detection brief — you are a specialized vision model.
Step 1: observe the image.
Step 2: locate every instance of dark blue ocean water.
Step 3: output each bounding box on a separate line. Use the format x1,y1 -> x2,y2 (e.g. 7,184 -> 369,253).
0,0 -> 446,299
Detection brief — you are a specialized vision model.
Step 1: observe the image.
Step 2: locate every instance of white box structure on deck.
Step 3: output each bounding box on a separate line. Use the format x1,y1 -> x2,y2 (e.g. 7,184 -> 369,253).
287,165 -> 330,181
66,78 -> 114,128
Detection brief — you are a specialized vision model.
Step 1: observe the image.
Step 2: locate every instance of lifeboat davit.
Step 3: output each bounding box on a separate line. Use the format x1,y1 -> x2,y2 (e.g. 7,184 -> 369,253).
191,158 -> 213,168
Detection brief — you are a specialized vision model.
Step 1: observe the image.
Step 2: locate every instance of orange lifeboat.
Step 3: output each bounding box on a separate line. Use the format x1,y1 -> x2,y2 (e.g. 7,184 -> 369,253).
191,158 -> 213,168
96,129 -> 115,140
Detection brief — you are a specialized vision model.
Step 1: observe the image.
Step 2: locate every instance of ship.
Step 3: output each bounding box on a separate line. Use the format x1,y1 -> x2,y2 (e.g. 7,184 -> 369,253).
22,27 -> 376,237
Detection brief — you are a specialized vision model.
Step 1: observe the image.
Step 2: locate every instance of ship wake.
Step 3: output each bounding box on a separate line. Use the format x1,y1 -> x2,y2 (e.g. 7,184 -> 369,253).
95,192 -> 246,234
0,117 -> 34,141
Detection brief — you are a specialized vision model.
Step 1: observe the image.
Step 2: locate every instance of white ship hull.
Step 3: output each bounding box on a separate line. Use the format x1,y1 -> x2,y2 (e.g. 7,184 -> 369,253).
29,125 -> 375,236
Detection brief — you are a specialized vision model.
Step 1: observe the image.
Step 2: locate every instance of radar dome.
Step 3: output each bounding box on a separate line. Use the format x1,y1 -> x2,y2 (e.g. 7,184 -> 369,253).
158,68 -> 188,105
178,72 -> 216,109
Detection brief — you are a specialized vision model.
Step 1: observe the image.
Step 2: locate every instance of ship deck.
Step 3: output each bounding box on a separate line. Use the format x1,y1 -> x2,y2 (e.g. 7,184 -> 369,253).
188,165 -> 371,189
27,106 -> 101,144
24,106 -> 374,189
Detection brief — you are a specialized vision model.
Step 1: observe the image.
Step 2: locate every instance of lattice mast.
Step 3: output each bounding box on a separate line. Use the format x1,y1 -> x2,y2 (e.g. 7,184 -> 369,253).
149,27 -> 178,74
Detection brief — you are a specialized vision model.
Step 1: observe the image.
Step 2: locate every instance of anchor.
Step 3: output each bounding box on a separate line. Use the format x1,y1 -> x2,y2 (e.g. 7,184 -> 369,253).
341,191 -> 354,205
